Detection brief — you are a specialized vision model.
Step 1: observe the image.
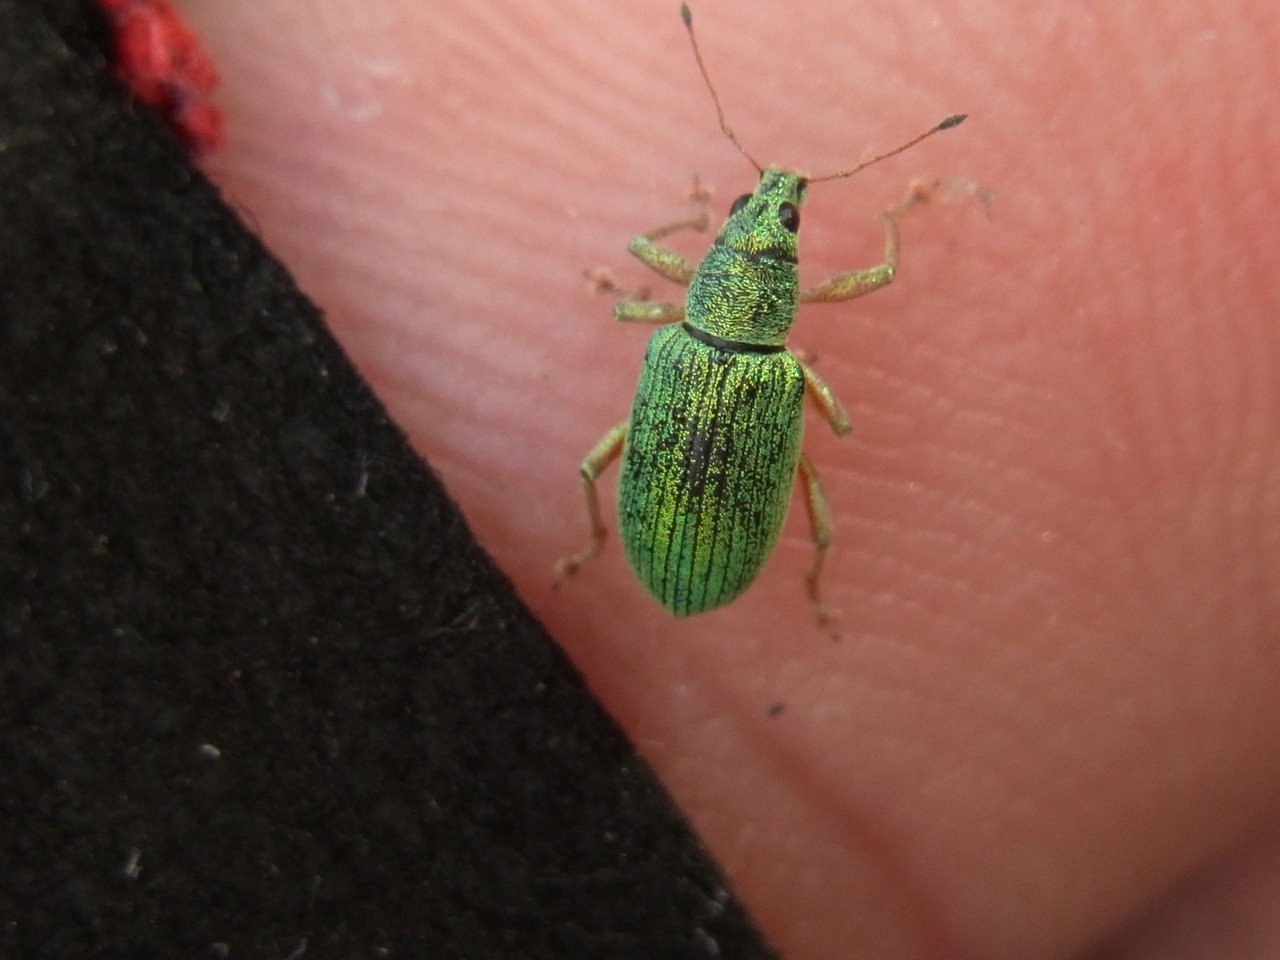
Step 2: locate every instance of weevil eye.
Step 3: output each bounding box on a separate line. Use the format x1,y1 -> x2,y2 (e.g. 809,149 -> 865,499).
778,202 -> 800,232
729,193 -> 751,215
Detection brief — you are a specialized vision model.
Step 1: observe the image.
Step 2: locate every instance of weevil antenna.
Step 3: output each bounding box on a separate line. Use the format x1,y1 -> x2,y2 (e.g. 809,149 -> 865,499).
680,4 -> 763,174
809,114 -> 967,183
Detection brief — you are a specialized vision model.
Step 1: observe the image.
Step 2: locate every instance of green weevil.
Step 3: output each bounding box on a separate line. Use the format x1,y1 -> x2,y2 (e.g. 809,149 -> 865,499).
557,3 -> 966,620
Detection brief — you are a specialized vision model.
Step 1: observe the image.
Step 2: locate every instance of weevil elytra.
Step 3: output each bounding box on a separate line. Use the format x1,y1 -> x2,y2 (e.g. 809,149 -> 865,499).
557,3 -> 965,621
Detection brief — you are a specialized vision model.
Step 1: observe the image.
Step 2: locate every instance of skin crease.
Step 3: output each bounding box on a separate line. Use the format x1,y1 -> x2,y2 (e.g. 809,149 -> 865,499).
183,0 -> 1280,957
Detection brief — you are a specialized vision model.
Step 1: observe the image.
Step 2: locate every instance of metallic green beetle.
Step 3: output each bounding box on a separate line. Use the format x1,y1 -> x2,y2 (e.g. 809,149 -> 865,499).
558,4 -> 964,620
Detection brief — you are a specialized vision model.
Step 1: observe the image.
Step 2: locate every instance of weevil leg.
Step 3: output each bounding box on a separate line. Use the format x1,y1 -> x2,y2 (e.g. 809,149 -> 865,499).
626,175 -> 712,286
615,300 -> 686,324
583,266 -> 652,304
797,454 -> 841,624
799,177 -> 945,305
800,362 -> 852,437
604,178 -> 709,322
585,178 -> 710,304
554,420 -> 629,583
588,277 -> 684,324
625,240 -> 699,287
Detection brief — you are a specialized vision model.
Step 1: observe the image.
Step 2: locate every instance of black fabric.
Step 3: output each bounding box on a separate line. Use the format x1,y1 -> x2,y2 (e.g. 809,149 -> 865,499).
0,2 -> 776,957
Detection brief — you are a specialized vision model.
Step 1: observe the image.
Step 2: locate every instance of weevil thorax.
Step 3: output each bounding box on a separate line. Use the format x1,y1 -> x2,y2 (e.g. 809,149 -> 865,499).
685,168 -> 808,348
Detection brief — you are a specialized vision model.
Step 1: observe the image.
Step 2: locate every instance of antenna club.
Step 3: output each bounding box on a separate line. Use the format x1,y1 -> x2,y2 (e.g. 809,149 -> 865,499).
810,112 -> 969,183
680,3 -> 692,29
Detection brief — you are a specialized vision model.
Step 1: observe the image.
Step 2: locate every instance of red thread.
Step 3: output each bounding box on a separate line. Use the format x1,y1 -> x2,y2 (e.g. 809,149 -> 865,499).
96,0 -> 224,154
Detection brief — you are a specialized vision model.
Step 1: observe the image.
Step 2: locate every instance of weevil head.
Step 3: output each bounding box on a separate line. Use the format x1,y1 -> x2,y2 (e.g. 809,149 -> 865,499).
716,168 -> 808,262
685,168 -> 807,346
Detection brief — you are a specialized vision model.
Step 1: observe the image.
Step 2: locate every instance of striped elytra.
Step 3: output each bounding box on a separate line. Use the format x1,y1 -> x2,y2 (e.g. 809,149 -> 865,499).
619,324 -> 805,615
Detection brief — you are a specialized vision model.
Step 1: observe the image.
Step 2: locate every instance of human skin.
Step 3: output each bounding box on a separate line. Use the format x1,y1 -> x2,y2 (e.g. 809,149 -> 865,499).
187,0 -> 1280,957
